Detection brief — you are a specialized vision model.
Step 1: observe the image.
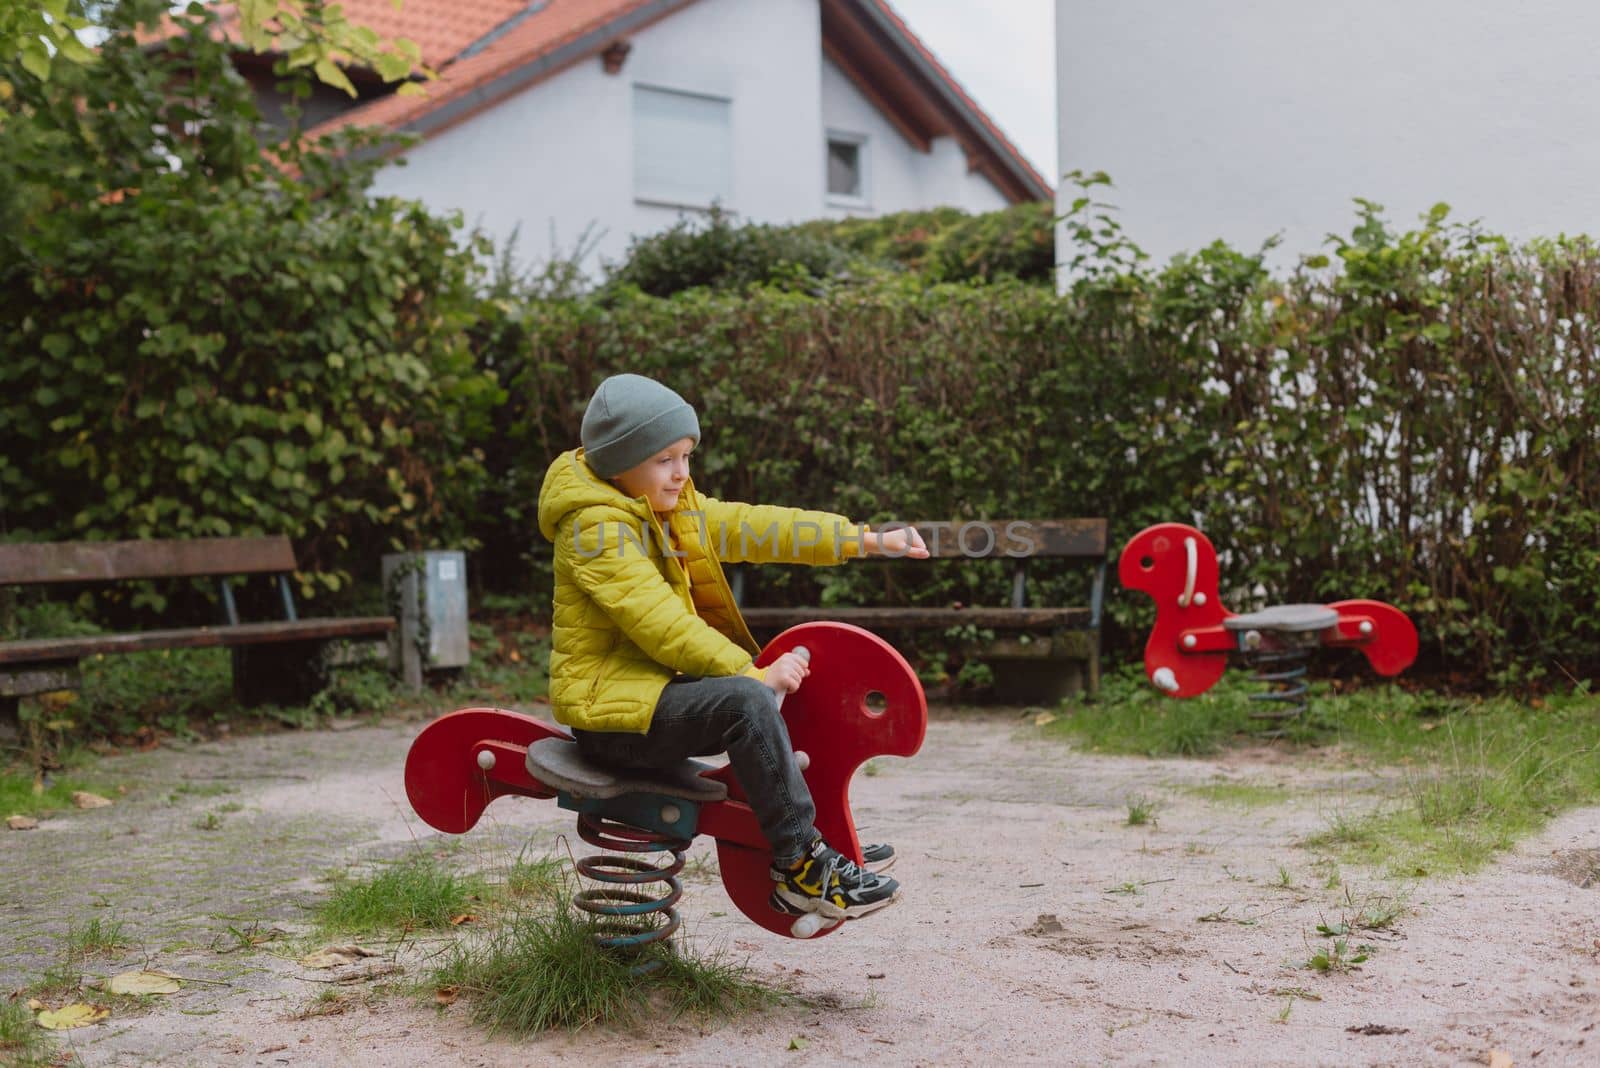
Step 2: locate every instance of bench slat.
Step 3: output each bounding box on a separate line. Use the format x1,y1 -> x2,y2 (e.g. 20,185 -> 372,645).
0,537 -> 297,585
0,617 -> 395,665
896,519 -> 1107,560
740,606 -> 1091,630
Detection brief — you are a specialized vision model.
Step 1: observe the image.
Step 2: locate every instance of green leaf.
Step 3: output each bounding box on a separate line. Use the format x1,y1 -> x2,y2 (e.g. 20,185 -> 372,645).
314,58 -> 358,97
20,42 -> 51,82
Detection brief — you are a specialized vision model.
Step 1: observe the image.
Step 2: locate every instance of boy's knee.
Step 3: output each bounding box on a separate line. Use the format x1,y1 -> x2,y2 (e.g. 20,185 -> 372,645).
730,675 -> 779,712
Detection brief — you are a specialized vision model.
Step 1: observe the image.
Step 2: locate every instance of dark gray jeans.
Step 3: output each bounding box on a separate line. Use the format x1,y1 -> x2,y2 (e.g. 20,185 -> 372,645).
572,674 -> 816,866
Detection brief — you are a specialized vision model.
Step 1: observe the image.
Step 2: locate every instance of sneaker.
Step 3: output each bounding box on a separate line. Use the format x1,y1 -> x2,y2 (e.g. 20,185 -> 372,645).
861,842 -> 896,874
770,837 -> 899,920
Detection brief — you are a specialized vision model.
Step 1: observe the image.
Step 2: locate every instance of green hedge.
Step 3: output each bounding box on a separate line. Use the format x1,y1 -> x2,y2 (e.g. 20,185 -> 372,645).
481,204 -> 1598,688
603,201 -> 1056,297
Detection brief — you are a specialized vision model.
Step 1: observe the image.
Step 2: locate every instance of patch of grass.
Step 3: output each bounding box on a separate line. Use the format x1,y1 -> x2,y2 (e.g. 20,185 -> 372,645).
1181,780 -> 1294,808
431,898 -> 782,1034
0,767 -> 112,819
64,917 -> 129,961
23,963 -> 83,1002
500,855 -> 564,901
317,854 -> 488,935
1304,936 -> 1370,974
1054,669 -> 1600,878
1124,794 -> 1159,826
1047,665 -> 1261,756
168,782 -> 235,801
677,853 -> 721,883
0,997 -> 60,1068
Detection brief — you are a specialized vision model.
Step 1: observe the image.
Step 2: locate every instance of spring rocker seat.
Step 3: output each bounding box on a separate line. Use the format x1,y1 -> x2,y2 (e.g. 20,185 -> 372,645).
404,622 -> 926,945
1120,524 -> 1419,728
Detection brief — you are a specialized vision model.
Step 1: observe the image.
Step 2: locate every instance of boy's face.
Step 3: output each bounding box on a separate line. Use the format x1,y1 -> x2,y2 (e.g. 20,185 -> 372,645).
612,437 -> 694,513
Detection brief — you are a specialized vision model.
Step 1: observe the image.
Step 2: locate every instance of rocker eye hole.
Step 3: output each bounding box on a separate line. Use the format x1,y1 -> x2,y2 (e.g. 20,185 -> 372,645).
1139,556 -> 1154,571
863,691 -> 888,718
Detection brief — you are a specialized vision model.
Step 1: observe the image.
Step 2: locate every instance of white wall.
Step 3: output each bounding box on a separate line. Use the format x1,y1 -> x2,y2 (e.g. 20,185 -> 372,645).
820,56 -> 1010,218
375,0 -> 1017,273
1056,0 -> 1600,268
375,0 -> 821,272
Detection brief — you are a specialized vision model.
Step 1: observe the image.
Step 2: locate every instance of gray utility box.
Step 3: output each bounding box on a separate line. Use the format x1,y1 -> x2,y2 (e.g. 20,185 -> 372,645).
382,551 -> 469,690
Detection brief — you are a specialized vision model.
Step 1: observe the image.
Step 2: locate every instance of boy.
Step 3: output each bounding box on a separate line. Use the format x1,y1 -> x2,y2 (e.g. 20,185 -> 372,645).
537,373 -> 927,920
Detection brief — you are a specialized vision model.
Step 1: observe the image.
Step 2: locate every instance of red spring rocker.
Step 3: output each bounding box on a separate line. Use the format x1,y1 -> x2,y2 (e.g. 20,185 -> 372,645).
404,621 -> 926,943
1118,523 -> 1418,725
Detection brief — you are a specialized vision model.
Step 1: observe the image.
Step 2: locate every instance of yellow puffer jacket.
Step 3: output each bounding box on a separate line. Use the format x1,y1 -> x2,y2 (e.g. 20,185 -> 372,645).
537,448 -> 865,734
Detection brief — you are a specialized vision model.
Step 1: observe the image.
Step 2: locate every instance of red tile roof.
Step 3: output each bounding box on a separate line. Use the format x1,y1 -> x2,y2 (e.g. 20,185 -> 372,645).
308,0 -> 677,140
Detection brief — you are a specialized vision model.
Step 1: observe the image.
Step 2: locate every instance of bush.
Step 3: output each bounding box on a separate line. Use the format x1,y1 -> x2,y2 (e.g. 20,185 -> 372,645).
0,1 -> 498,601
478,191 -> 1599,688
604,207 -> 862,296
798,200 -> 1057,283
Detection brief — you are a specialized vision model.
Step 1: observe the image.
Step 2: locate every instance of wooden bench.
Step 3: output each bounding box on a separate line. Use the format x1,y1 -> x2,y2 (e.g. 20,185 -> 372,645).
0,536 -> 396,723
733,518 -> 1108,702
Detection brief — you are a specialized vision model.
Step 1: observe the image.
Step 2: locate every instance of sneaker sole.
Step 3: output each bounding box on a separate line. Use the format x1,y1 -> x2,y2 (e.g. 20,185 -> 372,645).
865,855 -> 896,875
770,885 -> 899,922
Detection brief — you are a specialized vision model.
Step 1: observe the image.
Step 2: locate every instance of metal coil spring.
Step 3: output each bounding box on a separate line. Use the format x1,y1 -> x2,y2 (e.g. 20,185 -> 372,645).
573,812 -> 688,970
1247,647 -> 1311,736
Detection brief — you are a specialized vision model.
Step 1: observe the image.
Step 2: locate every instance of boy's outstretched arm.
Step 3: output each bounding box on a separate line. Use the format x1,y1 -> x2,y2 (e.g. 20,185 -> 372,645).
699,499 -> 930,564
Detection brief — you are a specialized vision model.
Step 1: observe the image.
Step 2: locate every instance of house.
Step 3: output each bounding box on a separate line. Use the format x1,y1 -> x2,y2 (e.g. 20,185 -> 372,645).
1055,0 -> 1600,270
224,0 -> 1050,269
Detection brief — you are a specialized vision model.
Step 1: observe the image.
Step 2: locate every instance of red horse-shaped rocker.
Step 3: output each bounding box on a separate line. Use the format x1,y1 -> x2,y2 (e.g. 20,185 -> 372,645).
1119,523 -> 1418,699
404,621 -> 925,940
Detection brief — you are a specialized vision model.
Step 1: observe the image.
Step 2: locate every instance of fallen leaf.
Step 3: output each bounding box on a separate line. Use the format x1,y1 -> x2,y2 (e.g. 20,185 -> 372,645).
26,998 -> 42,1010
449,914 -> 476,927
788,1037 -> 808,1051
36,1003 -> 110,1030
434,985 -> 460,1006
106,970 -> 182,996
298,945 -> 378,969
1418,721 -> 1439,732
1032,711 -> 1057,727
7,815 -> 39,830
72,792 -> 113,810
1488,1052 -> 1513,1068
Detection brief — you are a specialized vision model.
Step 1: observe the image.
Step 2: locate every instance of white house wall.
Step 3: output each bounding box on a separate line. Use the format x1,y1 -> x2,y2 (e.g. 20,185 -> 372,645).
1056,0 -> 1600,269
818,56 -> 1008,217
373,0 -> 822,271
374,0 -> 1017,272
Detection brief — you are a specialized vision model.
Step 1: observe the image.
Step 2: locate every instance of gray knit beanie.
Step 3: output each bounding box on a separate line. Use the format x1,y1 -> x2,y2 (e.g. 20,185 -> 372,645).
580,374 -> 701,478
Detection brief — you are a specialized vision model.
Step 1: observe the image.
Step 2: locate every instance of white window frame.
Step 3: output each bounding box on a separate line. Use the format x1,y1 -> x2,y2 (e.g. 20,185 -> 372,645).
825,129 -> 871,209
632,83 -> 734,212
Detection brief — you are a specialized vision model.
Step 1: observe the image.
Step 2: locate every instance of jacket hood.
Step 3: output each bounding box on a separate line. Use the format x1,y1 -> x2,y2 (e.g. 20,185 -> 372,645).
539,448 -> 674,542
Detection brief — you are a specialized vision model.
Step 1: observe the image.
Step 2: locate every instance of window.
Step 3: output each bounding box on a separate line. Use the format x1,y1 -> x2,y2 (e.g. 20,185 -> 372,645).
826,132 -> 868,203
633,85 -> 732,209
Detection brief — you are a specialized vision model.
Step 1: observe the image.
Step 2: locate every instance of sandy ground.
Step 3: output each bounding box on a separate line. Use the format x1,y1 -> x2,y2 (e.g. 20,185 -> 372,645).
3,704 -> 1597,1068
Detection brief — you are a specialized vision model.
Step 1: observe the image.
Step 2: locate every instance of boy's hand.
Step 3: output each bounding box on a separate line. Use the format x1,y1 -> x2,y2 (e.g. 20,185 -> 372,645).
866,525 -> 930,559
762,650 -> 811,695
